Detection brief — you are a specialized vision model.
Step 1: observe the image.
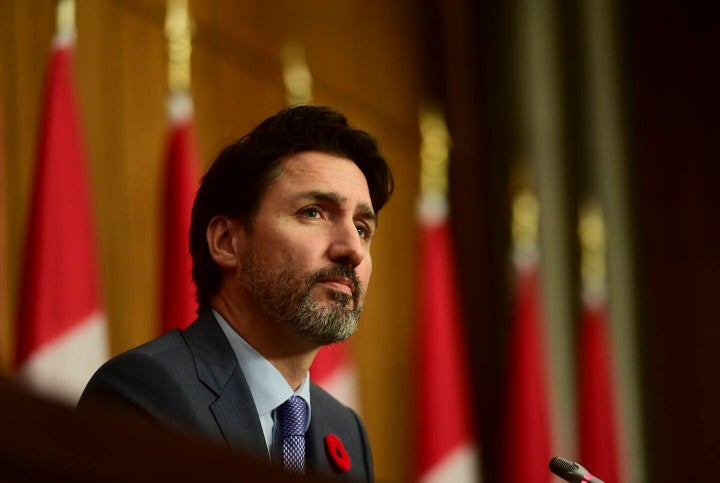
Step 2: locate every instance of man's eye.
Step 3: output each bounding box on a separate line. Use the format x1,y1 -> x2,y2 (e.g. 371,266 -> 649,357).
300,207 -> 321,218
356,225 -> 371,240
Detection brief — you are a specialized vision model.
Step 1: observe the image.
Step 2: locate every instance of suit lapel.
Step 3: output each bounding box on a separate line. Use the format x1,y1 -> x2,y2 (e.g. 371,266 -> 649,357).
306,403 -> 331,474
182,310 -> 267,456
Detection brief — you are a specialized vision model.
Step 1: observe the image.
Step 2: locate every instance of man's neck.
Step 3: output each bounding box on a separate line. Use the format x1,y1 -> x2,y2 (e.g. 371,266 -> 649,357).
210,293 -> 319,391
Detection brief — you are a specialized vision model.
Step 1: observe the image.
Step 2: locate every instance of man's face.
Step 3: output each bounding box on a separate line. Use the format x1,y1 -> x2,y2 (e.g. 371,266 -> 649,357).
237,151 -> 376,345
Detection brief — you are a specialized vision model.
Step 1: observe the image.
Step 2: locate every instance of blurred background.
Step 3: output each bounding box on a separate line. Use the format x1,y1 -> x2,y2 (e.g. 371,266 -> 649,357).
1,1 -> 719,482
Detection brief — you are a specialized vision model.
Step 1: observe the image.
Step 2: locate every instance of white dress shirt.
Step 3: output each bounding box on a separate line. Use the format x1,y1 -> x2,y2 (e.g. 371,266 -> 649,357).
213,309 -> 311,456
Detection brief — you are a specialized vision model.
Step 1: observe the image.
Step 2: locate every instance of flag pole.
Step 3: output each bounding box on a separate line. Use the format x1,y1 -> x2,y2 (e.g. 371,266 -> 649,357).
281,40 -> 313,105
418,103 -> 450,207
165,0 -> 192,95
579,200 -> 606,304
511,184 -> 540,266
165,0 -> 193,119
56,0 -> 76,43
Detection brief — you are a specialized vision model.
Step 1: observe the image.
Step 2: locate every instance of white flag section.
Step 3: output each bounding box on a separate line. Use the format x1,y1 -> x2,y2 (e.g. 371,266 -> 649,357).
17,312 -> 107,402
14,39 -> 108,405
419,444 -> 480,483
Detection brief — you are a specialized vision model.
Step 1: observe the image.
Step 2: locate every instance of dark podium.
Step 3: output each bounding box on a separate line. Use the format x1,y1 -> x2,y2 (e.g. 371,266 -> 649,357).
0,380 -> 335,482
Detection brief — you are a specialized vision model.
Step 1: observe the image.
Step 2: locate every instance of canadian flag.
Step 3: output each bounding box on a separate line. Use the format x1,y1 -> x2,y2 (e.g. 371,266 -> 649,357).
500,256 -> 553,483
14,37 -> 108,404
159,91 -> 199,332
415,193 -> 481,482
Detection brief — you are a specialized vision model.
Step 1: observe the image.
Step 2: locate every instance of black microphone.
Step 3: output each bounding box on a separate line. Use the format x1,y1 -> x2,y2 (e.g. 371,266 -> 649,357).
549,456 -> 605,483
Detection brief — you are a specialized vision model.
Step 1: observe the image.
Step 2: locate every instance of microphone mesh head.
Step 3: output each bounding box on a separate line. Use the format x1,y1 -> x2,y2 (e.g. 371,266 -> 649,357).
549,456 -> 578,477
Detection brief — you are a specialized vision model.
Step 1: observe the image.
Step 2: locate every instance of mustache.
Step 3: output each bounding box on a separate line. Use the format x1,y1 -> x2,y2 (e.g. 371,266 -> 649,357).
309,265 -> 363,303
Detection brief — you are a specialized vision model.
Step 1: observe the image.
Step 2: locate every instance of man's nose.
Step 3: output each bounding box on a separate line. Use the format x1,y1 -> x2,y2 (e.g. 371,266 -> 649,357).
327,220 -> 365,267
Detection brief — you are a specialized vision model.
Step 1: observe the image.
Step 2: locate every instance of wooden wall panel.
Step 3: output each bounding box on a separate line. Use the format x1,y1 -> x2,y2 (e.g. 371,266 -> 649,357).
77,0 -> 133,351
116,3 -> 166,350
1,1 -> 424,481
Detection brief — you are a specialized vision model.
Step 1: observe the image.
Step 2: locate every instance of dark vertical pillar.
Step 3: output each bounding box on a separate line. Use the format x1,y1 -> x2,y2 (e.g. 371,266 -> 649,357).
624,3 -> 720,481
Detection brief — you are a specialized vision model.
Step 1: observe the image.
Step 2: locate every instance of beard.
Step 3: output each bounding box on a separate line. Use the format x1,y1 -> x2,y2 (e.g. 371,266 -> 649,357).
240,251 -> 365,346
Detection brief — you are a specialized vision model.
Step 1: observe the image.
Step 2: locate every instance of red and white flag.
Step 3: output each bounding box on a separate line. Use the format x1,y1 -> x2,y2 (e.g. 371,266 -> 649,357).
415,193 -> 481,482
311,342 -> 361,411
159,91 -> 199,332
578,298 -> 621,483
14,37 -> 108,404
500,257 -> 553,483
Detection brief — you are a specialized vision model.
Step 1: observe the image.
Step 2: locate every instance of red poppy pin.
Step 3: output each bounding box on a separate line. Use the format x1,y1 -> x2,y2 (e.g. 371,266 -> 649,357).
324,433 -> 351,473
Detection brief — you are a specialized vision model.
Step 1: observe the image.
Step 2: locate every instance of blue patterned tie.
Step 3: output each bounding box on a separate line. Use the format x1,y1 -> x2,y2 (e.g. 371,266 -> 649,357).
278,395 -> 307,473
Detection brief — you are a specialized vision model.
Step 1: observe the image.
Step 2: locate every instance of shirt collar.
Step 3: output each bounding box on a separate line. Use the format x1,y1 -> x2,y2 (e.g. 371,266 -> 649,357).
212,309 -> 311,425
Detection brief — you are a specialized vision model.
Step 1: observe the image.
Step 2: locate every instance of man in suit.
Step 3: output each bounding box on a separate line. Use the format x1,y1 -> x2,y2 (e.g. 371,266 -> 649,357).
78,105 -> 394,482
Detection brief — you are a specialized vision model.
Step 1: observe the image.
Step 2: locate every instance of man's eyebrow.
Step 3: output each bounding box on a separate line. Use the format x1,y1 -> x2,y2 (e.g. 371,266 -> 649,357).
295,190 -> 377,224
356,204 -> 377,226
296,190 -> 347,205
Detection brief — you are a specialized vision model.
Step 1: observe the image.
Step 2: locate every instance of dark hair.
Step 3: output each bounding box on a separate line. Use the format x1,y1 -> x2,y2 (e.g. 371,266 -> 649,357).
189,105 -> 394,313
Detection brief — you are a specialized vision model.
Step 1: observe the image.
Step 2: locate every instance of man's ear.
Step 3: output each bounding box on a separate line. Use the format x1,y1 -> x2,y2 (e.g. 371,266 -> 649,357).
206,216 -> 244,269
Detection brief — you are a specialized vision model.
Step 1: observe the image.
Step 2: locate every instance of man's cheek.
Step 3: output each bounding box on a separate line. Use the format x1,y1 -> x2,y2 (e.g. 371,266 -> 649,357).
359,259 -> 372,289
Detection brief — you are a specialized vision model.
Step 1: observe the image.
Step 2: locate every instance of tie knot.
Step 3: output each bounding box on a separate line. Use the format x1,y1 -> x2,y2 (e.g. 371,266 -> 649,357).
279,395 -> 307,437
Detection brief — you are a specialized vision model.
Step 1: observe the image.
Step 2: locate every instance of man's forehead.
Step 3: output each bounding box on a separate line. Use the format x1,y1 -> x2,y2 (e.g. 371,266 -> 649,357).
276,152 -> 372,201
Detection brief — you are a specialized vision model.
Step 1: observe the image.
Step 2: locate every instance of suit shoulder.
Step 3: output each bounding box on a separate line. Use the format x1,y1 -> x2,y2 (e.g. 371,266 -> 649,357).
122,329 -> 187,358
78,330 -> 196,414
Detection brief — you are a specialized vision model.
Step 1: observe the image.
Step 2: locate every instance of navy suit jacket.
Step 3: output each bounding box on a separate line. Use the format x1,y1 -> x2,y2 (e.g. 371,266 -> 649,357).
78,310 -> 373,481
